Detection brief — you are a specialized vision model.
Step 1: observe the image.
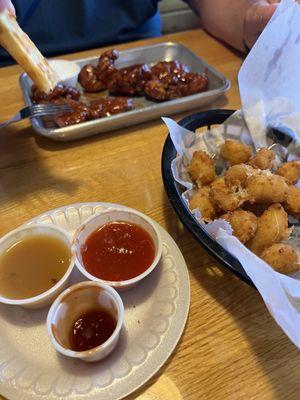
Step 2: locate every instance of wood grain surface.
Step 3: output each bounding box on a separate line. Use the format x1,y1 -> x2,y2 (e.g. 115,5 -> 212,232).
0,29 -> 299,400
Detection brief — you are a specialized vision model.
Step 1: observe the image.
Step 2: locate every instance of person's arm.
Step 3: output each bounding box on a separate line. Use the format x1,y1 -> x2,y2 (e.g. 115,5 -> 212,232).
187,0 -> 278,52
0,0 -> 15,15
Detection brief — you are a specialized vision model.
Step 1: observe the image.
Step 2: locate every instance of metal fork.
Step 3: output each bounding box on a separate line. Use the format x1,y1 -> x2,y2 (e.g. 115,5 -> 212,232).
267,126 -> 300,160
0,103 -> 71,129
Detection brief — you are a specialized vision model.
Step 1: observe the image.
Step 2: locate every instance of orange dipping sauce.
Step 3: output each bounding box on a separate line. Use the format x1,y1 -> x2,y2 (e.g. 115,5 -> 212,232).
81,221 -> 155,281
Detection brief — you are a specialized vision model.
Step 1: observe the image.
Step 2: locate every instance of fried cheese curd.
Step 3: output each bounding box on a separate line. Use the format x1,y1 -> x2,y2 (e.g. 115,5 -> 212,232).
210,177 -> 246,212
284,185 -> 300,219
247,172 -> 288,204
248,147 -> 275,170
188,150 -> 216,187
221,210 -> 258,243
189,186 -> 216,221
261,243 -> 300,274
220,140 -> 252,165
276,160 -> 300,184
224,164 -> 257,188
247,204 -> 289,254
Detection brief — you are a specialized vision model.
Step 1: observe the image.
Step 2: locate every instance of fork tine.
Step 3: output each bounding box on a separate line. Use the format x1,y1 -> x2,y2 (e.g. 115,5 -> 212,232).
31,104 -> 71,111
0,103 -> 73,129
44,105 -> 71,113
30,103 -> 72,117
31,108 -> 72,118
34,103 -> 70,108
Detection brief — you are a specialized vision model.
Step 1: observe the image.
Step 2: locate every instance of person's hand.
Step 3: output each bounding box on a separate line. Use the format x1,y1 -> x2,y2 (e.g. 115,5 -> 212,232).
0,0 -> 15,16
244,0 -> 279,49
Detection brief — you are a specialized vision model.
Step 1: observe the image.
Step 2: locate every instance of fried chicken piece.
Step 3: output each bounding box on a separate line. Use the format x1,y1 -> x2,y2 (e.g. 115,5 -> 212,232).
276,160 -> 300,184
224,164 -> 257,189
54,97 -> 134,127
188,150 -> 216,187
150,61 -> 189,80
261,243 -> 300,274
247,204 -> 289,254
78,49 -> 119,92
144,71 -> 208,101
248,147 -> 275,170
78,64 -> 106,92
31,83 -> 80,103
247,173 -> 288,204
144,60 -> 208,101
144,60 -> 207,100
221,209 -> 258,243
189,186 -> 217,221
107,64 -> 152,96
88,97 -> 134,118
97,49 -> 119,82
54,99 -> 90,127
220,140 -> 252,165
284,186 -> 300,219
210,177 -> 247,212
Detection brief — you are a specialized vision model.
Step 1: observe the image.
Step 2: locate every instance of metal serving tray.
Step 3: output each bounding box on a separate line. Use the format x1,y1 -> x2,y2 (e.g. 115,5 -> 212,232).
19,42 -> 230,141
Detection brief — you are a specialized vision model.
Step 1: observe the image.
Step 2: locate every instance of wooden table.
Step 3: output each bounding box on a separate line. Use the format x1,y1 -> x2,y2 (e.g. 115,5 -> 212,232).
0,29 -> 299,400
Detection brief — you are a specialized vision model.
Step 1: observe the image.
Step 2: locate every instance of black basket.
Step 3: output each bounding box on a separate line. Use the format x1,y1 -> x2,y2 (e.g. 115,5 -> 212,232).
161,109 -> 255,288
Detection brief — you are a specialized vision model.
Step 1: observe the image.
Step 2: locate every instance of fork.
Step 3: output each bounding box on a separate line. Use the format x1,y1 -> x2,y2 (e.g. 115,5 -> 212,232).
0,103 -> 72,129
267,126 -> 300,160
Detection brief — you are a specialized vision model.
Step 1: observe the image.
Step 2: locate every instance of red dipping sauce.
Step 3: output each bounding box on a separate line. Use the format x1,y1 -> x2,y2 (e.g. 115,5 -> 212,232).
81,221 -> 155,281
70,309 -> 116,352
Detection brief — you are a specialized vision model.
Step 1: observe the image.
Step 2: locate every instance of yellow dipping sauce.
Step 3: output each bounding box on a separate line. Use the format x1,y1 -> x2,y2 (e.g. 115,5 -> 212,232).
0,234 -> 71,299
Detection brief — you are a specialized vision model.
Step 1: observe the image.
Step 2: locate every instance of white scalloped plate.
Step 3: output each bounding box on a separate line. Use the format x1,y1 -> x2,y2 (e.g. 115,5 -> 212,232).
0,203 -> 190,400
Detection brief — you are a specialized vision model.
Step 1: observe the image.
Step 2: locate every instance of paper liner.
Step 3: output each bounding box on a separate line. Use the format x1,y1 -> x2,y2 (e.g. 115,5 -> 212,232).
239,0 -> 300,148
163,69 -> 300,351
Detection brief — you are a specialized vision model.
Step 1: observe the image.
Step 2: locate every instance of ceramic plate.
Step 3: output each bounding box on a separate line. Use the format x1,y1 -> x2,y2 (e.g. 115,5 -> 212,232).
0,203 -> 190,400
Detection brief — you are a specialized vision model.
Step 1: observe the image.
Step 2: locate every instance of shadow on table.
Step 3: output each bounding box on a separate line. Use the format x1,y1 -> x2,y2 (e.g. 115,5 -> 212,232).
162,191 -> 300,399
33,118 -> 162,152
0,125 -> 77,206
124,332 -> 185,400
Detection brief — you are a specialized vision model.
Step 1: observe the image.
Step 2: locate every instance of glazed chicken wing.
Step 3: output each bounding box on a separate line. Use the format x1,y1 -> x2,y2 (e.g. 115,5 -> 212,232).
54,99 -> 90,127
78,49 -> 119,92
54,97 -> 134,127
144,71 -> 208,101
143,60 -> 207,101
31,83 -> 80,103
88,97 -> 134,119
150,61 -> 189,79
107,64 -> 152,96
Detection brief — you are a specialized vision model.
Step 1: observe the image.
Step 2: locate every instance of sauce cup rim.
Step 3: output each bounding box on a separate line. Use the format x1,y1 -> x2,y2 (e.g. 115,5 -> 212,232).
72,209 -> 162,288
46,281 -> 124,359
0,224 -> 74,306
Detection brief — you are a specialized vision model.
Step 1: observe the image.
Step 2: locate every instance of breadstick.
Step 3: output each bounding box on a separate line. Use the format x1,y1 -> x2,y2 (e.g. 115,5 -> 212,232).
0,10 -> 59,92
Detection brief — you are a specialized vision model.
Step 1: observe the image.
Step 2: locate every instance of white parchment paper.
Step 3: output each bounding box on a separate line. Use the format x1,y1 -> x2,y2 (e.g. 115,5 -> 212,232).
239,0 -> 300,148
163,0 -> 300,348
